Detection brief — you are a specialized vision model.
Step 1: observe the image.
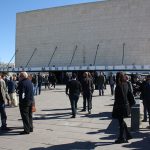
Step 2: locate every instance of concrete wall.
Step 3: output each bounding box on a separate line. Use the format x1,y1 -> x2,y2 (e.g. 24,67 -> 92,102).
15,0 -> 150,67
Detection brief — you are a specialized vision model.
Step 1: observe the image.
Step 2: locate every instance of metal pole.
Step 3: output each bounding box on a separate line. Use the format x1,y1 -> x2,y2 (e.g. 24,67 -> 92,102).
70,45 -> 78,66
7,49 -> 19,68
48,46 -> 58,67
93,44 -> 99,65
83,49 -> 85,66
122,43 -> 125,65
26,48 -> 37,67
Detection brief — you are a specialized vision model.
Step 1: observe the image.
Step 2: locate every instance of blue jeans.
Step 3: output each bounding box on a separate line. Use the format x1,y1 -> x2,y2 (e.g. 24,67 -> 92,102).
69,95 -> 79,117
83,92 -> 92,111
110,84 -> 115,95
0,103 -> 7,127
98,84 -> 104,96
33,84 -> 38,96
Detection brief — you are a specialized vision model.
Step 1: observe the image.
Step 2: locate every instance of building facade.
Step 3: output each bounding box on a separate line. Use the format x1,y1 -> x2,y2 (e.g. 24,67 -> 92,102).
15,0 -> 150,68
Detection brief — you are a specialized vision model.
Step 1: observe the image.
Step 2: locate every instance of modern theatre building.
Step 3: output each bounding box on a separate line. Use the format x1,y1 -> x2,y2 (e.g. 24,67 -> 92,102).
15,0 -> 150,71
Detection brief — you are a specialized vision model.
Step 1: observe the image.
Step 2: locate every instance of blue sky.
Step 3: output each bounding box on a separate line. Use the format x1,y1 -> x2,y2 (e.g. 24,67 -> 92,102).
0,0 -> 103,63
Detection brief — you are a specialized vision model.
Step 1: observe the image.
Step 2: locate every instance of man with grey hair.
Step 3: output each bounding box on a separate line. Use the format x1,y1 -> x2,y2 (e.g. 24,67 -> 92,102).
0,74 -> 10,130
18,72 -> 34,134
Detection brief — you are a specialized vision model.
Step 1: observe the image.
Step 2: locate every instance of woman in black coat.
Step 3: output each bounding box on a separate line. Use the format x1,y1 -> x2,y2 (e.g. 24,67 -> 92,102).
112,72 -> 132,144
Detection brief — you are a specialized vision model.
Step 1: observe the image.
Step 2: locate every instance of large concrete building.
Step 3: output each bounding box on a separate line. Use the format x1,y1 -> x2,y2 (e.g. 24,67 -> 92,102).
15,0 -> 150,68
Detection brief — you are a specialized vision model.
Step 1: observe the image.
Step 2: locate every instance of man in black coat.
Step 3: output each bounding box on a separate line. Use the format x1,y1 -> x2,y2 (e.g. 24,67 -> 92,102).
112,72 -> 132,144
18,72 -> 34,134
66,73 -> 82,118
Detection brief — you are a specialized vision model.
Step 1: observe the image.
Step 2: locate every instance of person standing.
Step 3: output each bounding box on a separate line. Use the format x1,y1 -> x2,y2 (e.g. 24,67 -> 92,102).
97,72 -> 105,96
109,72 -> 116,96
51,73 -> 57,89
112,72 -> 132,144
7,76 -> 18,107
66,73 -> 82,118
38,73 -> 43,95
139,77 -> 147,122
32,74 -> 38,95
0,74 -> 10,130
81,72 -> 94,114
18,72 -> 34,134
142,75 -> 150,128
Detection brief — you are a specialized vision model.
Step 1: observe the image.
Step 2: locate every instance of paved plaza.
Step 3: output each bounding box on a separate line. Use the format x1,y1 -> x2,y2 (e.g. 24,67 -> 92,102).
0,85 -> 150,150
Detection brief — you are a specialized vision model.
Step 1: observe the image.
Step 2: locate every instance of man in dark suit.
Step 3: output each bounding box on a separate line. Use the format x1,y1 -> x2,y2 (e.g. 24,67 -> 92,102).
18,72 -> 34,134
66,73 -> 82,118
81,72 -> 94,114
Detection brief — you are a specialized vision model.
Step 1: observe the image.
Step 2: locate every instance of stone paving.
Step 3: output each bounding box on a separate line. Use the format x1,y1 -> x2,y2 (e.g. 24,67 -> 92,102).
0,85 -> 150,150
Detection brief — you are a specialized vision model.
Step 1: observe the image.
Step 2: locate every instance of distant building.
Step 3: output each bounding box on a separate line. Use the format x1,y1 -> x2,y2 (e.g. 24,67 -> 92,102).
15,0 -> 150,68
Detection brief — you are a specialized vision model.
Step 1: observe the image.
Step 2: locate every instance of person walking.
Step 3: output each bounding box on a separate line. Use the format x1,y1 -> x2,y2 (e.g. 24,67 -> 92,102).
139,77 -> 147,122
66,73 -> 82,118
0,74 -> 10,130
112,72 -> 132,144
7,76 -> 18,107
109,72 -> 116,96
142,75 -> 150,128
38,73 -> 43,95
50,73 -> 57,89
18,72 -> 34,134
32,74 -> 38,95
97,72 -> 105,96
81,72 -> 94,114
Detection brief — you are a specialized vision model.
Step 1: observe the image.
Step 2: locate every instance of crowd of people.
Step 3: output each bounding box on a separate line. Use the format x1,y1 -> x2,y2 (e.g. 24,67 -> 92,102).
0,71 -> 150,144
66,71 -> 150,143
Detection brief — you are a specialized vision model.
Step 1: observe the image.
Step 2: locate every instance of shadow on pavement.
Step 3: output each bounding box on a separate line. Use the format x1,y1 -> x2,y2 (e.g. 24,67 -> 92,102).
42,108 -> 71,111
81,112 -> 112,120
123,131 -> 150,150
0,130 -> 21,136
87,119 -> 118,140
52,91 -> 65,93
33,112 -> 71,120
0,126 -> 24,136
29,141 -> 113,150
105,104 -> 114,106
87,119 -> 150,150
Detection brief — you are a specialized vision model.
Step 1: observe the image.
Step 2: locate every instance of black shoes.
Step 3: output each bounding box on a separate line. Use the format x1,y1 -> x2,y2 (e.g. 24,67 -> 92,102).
142,119 -> 147,122
70,115 -> 76,118
30,128 -> 33,132
19,128 -> 33,134
115,138 -> 128,144
81,109 -> 86,112
20,131 -> 30,135
127,135 -> 133,140
0,127 -> 12,131
88,110 -> 91,114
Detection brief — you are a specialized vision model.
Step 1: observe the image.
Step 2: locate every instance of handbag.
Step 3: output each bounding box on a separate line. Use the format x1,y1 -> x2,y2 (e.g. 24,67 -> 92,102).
32,103 -> 36,112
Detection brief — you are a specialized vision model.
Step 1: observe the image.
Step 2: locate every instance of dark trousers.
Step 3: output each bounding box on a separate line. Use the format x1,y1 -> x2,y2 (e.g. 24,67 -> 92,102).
0,104 -> 7,127
118,117 -> 131,139
146,103 -> 150,125
51,82 -> 56,88
98,84 -> 104,96
110,84 -> 115,96
143,100 -> 148,121
83,92 -> 92,111
19,102 -> 33,133
33,84 -> 38,96
69,95 -> 79,117
38,83 -> 42,95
